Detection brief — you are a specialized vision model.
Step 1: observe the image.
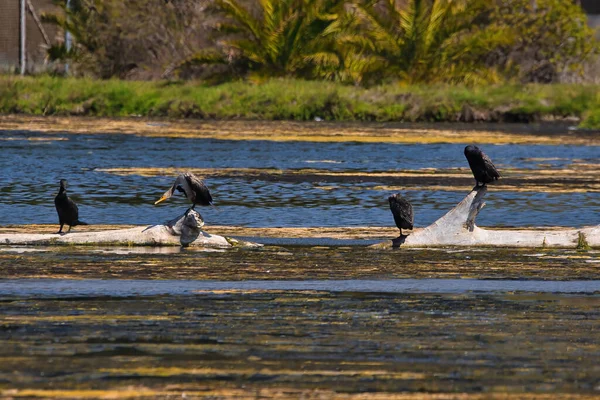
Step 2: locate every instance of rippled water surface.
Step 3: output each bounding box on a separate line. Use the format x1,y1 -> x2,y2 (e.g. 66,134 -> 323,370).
2,278 -> 599,298
0,126 -> 598,227
1,122 -> 599,399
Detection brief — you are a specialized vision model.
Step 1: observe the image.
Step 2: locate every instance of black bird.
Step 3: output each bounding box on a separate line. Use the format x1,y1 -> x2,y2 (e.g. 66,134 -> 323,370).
388,194 -> 414,236
54,179 -> 88,234
155,172 -> 214,210
464,145 -> 500,187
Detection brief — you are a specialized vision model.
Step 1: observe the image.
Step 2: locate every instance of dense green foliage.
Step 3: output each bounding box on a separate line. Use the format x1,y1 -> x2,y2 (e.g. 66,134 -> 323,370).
181,0 -> 348,80
39,0 -> 598,84
483,0 -> 599,83
1,76 -> 598,127
580,108 -> 600,130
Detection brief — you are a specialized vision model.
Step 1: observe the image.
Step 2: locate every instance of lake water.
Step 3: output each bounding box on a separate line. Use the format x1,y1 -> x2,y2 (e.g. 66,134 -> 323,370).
1,122 -> 599,398
1,278 -> 598,298
0,125 -> 598,228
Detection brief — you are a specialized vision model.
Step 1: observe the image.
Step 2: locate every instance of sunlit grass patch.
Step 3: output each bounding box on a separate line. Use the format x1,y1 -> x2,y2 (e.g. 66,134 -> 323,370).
1,76 -> 599,129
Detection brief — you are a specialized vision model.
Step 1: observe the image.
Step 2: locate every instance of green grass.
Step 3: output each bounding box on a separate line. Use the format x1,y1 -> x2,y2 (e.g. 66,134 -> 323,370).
0,75 -> 599,128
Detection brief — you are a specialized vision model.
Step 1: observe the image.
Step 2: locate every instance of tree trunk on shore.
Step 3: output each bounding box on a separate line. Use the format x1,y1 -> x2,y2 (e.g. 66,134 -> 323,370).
375,186 -> 599,249
0,211 -> 258,248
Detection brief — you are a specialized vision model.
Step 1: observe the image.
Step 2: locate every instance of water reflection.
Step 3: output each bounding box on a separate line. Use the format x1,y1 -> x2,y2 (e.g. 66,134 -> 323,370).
0,130 -> 598,227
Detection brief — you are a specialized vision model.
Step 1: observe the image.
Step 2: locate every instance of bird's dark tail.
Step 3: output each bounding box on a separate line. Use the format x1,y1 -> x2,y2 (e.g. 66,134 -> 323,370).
75,220 -> 89,226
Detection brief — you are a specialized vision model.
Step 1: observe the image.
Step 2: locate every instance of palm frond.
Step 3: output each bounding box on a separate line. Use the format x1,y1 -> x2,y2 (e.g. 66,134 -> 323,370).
304,51 -> 341,68
213,22 -> 245,35
215,0 -> 262,41
354,3 -> 402,54
40,13 -> 65,27
399,0 -> 417,38
178,49 -> 227,67
423,0 -> 451,50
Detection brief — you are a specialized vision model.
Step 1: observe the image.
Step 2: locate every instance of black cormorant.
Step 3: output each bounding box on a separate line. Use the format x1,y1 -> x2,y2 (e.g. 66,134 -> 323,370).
388,193 -> 414,236
54,179 -> 88,234
464,145 -> 500,187
155,172 -> 214,210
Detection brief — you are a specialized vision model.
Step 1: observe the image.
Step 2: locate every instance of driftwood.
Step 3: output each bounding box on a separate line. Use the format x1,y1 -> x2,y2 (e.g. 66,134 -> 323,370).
0,189 -> 597,249
379,186 -> 599,249
0,210 -> 259,248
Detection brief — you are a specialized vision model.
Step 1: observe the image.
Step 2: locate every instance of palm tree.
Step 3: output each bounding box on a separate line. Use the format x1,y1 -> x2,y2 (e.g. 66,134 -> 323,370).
180,0 -> 350,80
349,0 -> 498,84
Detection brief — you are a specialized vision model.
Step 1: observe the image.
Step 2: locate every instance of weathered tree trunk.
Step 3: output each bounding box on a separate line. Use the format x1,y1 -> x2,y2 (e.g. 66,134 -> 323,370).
1,190 -> 597,248
377,186 -> 599,249
0,211 -> 258,248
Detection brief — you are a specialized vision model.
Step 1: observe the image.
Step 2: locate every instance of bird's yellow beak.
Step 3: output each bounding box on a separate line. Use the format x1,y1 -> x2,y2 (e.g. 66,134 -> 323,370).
154,195 -> 168,205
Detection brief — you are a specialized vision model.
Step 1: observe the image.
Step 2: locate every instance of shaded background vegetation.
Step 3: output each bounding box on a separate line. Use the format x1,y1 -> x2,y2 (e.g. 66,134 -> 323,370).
39,0 -> 599,85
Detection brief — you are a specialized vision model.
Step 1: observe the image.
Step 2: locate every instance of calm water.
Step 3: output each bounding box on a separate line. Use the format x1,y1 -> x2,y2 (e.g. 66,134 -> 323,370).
1,124 -> 599,398
1,278 -> 598,298
0,128 -> 598,227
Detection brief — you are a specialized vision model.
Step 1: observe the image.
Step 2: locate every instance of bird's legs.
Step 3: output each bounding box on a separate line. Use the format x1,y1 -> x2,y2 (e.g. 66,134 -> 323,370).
56,223 -> 64,235
67,225 -> 72,233
473,181 -> 487,190
184,203 -> 197,216
392,230 -> 408,248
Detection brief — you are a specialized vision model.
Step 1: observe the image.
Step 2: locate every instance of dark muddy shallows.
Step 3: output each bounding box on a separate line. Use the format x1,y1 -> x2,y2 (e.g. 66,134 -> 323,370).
1,278 -> 599,298
0,291 -> 598,397
0,128 -> 598,228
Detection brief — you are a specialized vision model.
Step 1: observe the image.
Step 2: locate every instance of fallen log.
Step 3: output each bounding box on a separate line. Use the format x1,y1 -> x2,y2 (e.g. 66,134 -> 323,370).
376,186 -> 599,249
1,189 -> 597,249
0,210 -> 260,248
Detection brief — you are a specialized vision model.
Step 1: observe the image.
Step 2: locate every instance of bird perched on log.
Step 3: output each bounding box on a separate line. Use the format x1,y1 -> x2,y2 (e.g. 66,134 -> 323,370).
464,145 -> 500,187
54,179 -> 88,234
155,172 -> 214,212
388,194 -> 414,237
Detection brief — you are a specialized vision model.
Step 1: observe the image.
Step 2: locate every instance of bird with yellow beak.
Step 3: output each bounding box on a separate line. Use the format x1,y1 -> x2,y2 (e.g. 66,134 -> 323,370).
155,172 -> 214,211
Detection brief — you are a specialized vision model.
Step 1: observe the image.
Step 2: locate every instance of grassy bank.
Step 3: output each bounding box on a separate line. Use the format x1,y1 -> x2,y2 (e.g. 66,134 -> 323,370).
1,76 -> 599,128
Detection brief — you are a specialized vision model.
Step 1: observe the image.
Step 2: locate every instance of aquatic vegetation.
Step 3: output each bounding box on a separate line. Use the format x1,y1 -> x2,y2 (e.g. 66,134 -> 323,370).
577,232 -> 592,251
2,114 -> 599,145
0,245 -> 598,281
97,166 -> 600,194
0,290 -> 599,397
